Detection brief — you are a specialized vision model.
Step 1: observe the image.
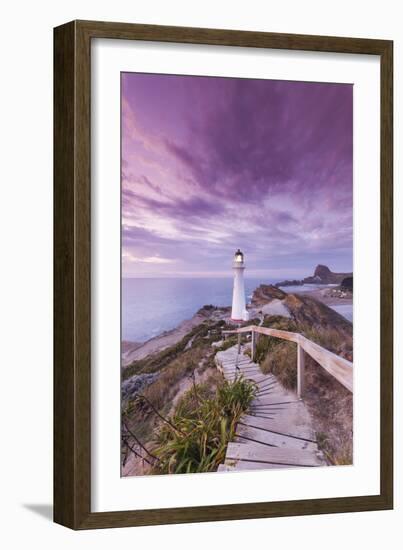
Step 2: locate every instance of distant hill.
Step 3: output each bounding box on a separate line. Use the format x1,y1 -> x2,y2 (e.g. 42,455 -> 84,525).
276,264 -> 352,287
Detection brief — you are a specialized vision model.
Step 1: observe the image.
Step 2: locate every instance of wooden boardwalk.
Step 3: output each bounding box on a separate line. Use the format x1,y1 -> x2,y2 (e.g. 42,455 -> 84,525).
215,345 -> 326,472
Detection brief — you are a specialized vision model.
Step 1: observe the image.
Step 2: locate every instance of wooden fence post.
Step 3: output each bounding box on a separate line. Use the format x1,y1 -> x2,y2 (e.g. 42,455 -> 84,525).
297,343 -> 305,399
251,329 -> 256,361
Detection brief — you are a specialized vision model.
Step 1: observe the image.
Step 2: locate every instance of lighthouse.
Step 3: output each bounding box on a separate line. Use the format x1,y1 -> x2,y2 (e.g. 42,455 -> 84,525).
231,249 -> 249,322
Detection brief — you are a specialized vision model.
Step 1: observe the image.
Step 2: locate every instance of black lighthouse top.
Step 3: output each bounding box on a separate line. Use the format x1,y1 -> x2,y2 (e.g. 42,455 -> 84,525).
234,249 -> 244,263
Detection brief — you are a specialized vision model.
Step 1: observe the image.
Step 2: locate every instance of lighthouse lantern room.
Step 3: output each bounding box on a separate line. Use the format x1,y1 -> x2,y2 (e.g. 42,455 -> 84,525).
231,249 -> 249,322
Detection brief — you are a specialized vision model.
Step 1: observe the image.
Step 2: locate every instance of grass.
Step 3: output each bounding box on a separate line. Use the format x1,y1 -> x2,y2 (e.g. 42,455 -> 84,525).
260,341 -> 298,390
303,354 -> 353,465
123,320 -> 224,381
219,337 -> 238,352
254,313 -> 353,390
141,347 -> 204,409
152,376 -> 257,474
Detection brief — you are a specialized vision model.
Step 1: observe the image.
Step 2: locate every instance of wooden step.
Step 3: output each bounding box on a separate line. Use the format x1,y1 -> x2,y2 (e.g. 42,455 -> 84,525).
235,424 -> 318,451
250,402 -> 300,410
221,358 -> 252,365
223,460 -> 300,471
237,415 -> 317,442
226,442 -> 324,467
222,363 -> 263,374
224,366 -> 261,373
226,373 -> 268,383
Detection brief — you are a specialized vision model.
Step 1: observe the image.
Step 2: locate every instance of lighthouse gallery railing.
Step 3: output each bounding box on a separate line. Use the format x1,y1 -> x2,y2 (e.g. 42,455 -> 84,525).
222,325 -> 353,398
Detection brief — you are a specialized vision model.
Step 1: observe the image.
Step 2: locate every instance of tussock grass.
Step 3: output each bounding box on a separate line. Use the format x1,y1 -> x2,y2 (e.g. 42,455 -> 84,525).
152,376 -> 257,474
261,341 -> 298,390
140,348 -> 204,410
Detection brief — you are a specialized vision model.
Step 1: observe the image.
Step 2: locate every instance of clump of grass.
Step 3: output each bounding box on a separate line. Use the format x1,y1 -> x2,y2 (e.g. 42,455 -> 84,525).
219,337 -> 238,352
174,373 -> 221,417
315,430 -> 352,465
152,376 -> 257,474
260,340 -> 297,390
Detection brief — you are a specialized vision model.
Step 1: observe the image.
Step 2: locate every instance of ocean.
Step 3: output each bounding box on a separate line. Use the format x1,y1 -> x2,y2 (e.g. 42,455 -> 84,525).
122,277 -> 269,342
122,278 -> 353,343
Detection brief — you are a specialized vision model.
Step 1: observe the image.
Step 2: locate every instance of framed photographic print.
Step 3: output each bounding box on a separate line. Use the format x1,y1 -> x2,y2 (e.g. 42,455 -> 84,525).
54,20 -> 393,529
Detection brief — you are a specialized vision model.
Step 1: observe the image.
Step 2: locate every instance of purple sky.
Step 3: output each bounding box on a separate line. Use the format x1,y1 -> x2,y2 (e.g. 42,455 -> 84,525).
122,73 -> 353,279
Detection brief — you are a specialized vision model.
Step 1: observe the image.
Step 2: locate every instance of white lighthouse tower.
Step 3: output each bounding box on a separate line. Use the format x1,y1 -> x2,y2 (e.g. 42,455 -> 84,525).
231,249 -> 249,322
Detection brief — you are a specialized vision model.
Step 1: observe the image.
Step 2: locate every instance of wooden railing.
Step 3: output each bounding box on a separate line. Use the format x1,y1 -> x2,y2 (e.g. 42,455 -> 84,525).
222,325 -> 353,397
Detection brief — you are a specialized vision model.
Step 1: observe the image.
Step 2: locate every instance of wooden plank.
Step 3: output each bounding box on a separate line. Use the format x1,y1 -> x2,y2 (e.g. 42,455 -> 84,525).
226,443 -> 324,466
224,460 -> 299,471
251,329 -> 256,361
253,389 -> 281,399
297,343 -> 305,399
236,425 -> 318,451
298,336 -> 353,392
240,415 -> 317,441
253,326 -> 300,344
250,397 -> 300,406
223,364 -> 261,370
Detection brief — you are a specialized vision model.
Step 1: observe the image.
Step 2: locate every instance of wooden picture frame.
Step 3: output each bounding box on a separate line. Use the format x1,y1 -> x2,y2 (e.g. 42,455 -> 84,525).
54,20 -> 393,529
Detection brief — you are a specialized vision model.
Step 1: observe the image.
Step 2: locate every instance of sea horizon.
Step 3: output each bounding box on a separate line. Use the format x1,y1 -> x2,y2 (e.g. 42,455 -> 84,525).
122,276 -> 352,344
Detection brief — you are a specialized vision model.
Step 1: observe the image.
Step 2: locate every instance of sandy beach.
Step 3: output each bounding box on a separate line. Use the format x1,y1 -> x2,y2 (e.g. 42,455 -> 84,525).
293,286 -> 353,307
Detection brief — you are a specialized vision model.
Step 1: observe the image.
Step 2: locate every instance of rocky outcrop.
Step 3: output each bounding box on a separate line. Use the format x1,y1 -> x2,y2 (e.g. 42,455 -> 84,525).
303,264 -> 352,285
122,372 -> 159,402
251,284 -> 287,306
341,277 -> 353,291
275,264 -> 352,287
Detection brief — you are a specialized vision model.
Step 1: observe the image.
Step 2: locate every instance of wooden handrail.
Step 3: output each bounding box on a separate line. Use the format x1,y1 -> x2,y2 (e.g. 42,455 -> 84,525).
222,325 -> 353,394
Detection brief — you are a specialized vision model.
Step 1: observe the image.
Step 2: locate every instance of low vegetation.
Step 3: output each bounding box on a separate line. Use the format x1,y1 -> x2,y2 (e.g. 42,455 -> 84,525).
123,320 -> 225,381
261,341 -> 298,389
152,376 -> 257,474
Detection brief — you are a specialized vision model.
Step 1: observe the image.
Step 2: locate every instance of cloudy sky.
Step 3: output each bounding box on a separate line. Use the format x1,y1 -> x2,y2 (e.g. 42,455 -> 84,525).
121,73 -> 352,279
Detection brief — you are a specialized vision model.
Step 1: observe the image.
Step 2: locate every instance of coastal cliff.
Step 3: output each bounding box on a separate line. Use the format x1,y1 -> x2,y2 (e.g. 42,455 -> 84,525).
276,264 -> 353,287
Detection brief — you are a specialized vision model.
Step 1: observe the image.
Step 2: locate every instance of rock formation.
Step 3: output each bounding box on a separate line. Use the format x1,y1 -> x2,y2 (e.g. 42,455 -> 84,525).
275,264 -> 352,287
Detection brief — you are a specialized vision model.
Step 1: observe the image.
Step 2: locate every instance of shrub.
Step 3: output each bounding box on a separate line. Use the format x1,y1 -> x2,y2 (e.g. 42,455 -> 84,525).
152,376 -> 257,474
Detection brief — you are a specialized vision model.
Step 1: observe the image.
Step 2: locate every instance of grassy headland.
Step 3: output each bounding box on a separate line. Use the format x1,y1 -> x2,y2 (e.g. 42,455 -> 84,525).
122,284 -> 353,474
